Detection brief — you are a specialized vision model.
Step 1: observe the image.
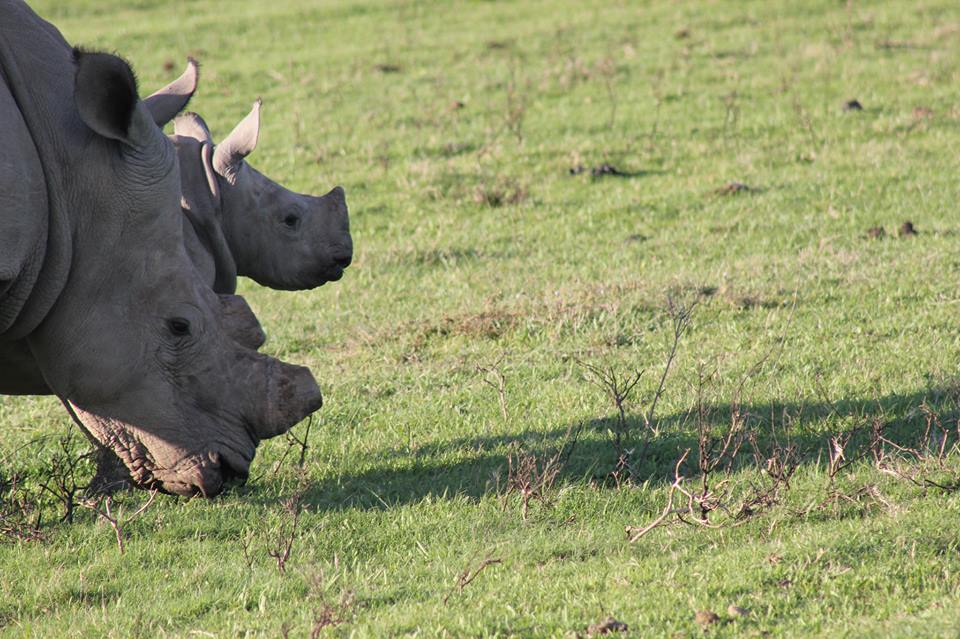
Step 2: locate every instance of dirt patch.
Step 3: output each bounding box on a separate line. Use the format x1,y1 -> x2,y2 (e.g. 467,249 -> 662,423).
898,220 -> 917,237
420,309 -> 520,341
695,610 -> 720,628
865,226 -> 886,240
587,617 -> 628,636
473,181 -> 527,207
713,181 -> 753,196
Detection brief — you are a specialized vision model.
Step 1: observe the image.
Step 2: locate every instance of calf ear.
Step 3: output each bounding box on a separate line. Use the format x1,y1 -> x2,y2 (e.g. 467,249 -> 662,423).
73,49 -> 156,149
173,111 -> 214,145
143,57 -> 199,127
199,142 -> 221,206
213,98 -> 261,179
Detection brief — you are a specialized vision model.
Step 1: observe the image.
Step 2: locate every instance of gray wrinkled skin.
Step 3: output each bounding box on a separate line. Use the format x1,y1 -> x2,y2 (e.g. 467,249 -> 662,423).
0,1 -> 322,497
145,66 -> 352,293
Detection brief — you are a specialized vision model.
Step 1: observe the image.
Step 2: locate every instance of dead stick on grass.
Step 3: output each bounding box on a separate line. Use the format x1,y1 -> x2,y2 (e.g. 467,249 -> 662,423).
444,557 -> 503,602
80,489 -> 158,554
644,297 -> 696,433
477,359 -> 508,421
626,449 -> 689,542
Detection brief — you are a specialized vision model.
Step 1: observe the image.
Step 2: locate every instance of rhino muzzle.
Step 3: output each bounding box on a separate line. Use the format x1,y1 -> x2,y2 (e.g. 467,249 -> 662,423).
66,359 -> 322,497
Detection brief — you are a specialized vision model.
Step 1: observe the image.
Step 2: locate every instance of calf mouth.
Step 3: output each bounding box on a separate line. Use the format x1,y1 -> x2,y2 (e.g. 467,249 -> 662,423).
304,264 -> 345,288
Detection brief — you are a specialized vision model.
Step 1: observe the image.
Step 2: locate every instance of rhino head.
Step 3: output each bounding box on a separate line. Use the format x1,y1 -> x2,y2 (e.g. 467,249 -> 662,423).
23,51 -> 322,496
156,89 -> 352,291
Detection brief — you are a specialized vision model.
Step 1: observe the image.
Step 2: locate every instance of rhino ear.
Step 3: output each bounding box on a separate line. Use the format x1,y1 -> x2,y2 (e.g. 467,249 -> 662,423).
143,57 -> 199,127
213,98 -> 261,179
73,49 -> 155,149
173,111 -> 214,145
199,142 -> 221,205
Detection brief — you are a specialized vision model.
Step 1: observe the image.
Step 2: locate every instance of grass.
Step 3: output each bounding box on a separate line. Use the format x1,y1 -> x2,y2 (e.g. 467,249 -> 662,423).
4,0 -> 960,636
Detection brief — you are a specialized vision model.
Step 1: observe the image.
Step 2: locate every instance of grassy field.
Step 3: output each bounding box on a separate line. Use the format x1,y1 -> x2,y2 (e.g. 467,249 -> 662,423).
4,0 -> 960,636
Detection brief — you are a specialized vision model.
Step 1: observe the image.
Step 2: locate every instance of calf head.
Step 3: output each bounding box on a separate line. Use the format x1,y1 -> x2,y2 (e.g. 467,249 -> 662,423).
158,95 -> 352,291
28,51 -> 321,496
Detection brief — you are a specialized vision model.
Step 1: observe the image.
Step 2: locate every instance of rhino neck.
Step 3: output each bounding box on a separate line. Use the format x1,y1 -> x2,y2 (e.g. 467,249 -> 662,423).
181,209 -> 238,294
174,136 -> 239,294
0,3 -> 80,339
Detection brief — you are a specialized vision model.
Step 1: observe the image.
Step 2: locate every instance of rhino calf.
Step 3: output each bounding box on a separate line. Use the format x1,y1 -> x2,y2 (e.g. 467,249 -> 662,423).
146,60 -> 353,294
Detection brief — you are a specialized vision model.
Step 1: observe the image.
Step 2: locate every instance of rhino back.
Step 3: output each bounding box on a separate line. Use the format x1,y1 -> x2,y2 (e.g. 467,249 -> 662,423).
0,1 -> 87,340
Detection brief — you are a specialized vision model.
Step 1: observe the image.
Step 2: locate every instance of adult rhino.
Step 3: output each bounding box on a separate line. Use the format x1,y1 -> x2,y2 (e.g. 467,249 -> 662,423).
0,0 -> 322,496
146,59 -> 353,294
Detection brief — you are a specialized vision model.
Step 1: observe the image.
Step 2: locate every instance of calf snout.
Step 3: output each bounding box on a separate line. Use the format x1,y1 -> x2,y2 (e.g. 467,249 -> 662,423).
332,251 -> 352,269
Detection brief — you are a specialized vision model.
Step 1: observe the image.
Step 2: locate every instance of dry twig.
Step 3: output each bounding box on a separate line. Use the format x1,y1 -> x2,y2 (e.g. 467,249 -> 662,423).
79,489 -> 158,553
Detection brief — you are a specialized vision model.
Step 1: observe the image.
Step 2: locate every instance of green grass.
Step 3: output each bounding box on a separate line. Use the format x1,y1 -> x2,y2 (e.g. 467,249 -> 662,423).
4,0 -> 960,636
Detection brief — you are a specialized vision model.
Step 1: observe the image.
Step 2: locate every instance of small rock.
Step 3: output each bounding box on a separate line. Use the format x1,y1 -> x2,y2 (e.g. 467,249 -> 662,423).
727,605 -> 749,618
898,220 -> 917,237
675,27 -> 691,39
569,165 -> 586,176
374,63 -> 402,73
587,616 -> 628,636
695,610 -> 720,627
591,163 -> 623,177
777,578 -> 793,588
843,99 -> 864,111
449,100 -> 465,110
162,59 -> 176,72
865,226 -> 886,240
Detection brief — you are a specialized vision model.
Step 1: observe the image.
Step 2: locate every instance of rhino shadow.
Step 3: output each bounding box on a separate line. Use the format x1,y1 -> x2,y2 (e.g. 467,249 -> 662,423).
246,384 -> 959,512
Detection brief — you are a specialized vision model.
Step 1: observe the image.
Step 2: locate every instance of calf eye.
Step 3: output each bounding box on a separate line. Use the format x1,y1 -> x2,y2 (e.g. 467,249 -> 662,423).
167,318 -> 191,337
283,214 -> 300,229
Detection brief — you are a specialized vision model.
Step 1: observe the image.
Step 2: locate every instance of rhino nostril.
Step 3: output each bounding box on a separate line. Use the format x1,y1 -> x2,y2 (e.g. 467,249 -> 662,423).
333,253 -> 352,269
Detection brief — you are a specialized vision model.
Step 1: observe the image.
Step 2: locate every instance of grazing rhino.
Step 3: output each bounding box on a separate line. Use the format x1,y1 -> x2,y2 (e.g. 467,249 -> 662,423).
0,0 -> 322,497
143,60 -> 353,293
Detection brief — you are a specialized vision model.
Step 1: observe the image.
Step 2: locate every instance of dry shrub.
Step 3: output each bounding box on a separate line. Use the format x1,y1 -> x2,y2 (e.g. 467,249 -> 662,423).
501,423 -> 582,520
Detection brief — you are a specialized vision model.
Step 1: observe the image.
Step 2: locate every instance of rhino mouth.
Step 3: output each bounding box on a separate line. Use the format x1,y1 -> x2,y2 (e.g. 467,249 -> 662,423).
305,264 -> 345,288
65,400 -> 256,497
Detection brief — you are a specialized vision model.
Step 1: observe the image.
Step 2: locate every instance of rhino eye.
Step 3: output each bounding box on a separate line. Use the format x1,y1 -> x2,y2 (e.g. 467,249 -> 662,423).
283,214 -> 300,229
167,318 -> 191,337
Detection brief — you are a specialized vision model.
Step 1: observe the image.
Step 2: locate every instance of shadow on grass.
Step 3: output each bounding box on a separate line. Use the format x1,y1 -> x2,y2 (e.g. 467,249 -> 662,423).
248,383 -> 960,512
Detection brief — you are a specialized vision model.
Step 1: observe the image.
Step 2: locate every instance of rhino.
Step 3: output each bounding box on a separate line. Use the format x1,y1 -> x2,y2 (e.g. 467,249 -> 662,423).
0,0 -> 322,497
145,59 -> 353,294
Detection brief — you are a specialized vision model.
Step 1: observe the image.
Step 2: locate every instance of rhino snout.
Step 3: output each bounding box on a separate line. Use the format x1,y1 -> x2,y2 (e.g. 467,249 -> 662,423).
256,361 -> 322,439
332,250 -> 352,270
